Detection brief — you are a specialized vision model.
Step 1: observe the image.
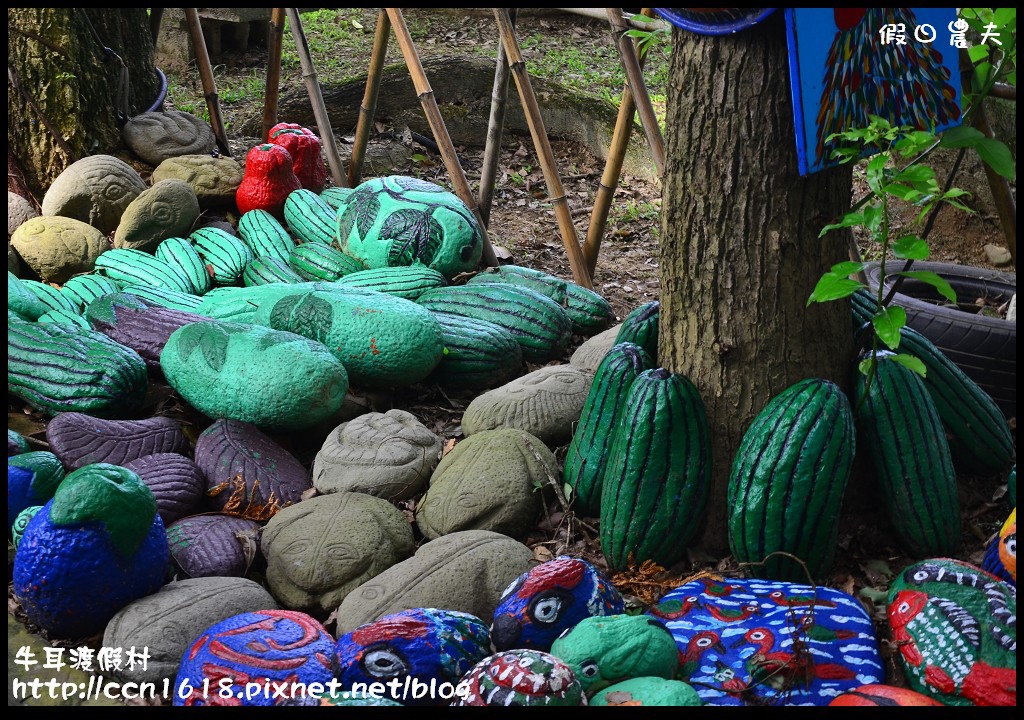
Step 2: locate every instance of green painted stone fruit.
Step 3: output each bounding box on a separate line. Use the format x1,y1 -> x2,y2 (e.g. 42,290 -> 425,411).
335,175 -> 483,279
160,320 -> 349,430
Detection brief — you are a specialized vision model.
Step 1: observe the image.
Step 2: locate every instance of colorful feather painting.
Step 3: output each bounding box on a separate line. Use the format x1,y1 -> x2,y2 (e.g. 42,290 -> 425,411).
785,8 -> 962,176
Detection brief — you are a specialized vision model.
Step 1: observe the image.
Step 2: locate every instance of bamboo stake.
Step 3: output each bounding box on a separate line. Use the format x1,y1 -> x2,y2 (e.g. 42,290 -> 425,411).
493,8 -> 593,289
386,8 -> 498,268
184,9 -> 231,156
349,10 -> 391,187
262,8 -> 286,142
606,8 -> 664,177
286,7 -> 349,188
583,7 -> 657,275
478,8 -> 518,227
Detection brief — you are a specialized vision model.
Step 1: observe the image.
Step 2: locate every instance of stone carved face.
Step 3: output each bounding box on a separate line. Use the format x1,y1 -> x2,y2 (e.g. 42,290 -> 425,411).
261,493 -> 414,618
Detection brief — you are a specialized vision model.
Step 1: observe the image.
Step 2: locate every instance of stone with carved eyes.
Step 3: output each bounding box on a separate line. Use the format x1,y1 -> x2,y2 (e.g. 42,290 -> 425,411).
41,154 -> 147,235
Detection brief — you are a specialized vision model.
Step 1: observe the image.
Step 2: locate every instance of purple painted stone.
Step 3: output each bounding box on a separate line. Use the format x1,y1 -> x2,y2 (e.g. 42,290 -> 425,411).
45,412 -> 190,470
649,578 -> 884,706
123,453 -> 207,525
174,609 -> 335,706
166,514 -> 263,578
334,608 -> 492,706
194,419 -> 311,522
85,292 -> 211,371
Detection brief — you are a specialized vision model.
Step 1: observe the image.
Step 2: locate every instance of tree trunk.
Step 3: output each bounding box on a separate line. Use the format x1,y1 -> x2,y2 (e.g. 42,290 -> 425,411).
8,8 -> 159,201
659,13 -> 854,556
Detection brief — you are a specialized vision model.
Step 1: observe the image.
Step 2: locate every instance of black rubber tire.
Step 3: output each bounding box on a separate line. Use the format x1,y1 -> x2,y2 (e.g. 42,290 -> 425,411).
862,261 -> 1016,420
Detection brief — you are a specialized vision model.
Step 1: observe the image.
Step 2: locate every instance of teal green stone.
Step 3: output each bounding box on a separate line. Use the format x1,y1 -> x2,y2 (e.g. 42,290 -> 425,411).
49,463 -> 157,559
591,677 -> 703,706
12,506 -> 43,550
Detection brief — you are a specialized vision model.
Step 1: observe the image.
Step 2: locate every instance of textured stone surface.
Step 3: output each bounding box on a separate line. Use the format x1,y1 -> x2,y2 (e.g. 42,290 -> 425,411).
491,556 -> 624,652
334,608 -> 491,706
8,191 -> 38,237
312,409 -> 441,500
887,558 -> 1016,706
113,179 -> 200,251
569,323 -> 622,374
174,610 -> 334,706
591,677 -> 703,706
195,419 -> 311,522
262,492 -> 415,619
10,215 -> 108,284
45,412 -> 189,471
103,576 -> 279,684
40,155 -> 146,235
335,530 -> 534,635
415,428 -> 553,541
335,175 -> 484,279
122,110 -> 217,166
151,154 -> 245,206
457,649 -> 585,706
122,453 -> 206,526
160,320 -> 349,430
7,451 -> 65,531
166,513 -> 262,578
461,364 -> 593,446
650,577 -> 883,706
12,463 -> 168,639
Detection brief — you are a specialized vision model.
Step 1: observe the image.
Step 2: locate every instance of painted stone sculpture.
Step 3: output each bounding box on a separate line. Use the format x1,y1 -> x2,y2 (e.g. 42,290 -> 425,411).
113,179 -> 200,252
9,215 -> 108,284
414,428 -> 552,541
461,364 -> 593,446
11,506 -> 42,550
568,324 -> 621,375
195,419 -> 310,522
828,684 -> 944,706
7,451 -> 65,531
235,143 -> 301,219
45,411 -> 189,471
311,409 -> 441,500
981,509 -> 1016,586
160,320 -> 349,430
335,530 -> 534,635
262,492 -> 416,619
334,608 -> 492,706
590,677 -> 703,706
335,175 -> 484,279
549,614 -> 678,697
491,555 -> 624,652
151,154 -> 244,207
104,576 -> 279,685
40,154 -> 147,235
649,577 -> 883,706
122,453 -> 206,526
174,609 -> 335,706
887,558 -> 1016,706
268,123 -> 327,192
456,649 -> 585,706
8,428 -> 31,456
166,514 -> 263,579
13,463 -> 168,638
121,110 -> 218,166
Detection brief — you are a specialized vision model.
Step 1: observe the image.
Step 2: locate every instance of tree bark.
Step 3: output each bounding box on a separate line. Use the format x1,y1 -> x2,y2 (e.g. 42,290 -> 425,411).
8,8 -> 159,201
659,13 -> 854,556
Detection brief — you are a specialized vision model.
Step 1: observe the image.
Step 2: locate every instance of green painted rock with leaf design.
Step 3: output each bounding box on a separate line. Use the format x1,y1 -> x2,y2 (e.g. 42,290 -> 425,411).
335,175 -> 484,279
160,320 -> 349,430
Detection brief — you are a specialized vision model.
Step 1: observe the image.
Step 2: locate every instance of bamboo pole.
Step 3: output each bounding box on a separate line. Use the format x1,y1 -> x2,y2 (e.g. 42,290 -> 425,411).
583,7 -> 657,276
262,8 -> 286,142
183,9 -> 231,156
477,8 -> 518,227
286,7 -> 349,188
606,8 -> 664,177
386,8 -> 499,268
493,8 -> 593,289
348,10 -> 391,187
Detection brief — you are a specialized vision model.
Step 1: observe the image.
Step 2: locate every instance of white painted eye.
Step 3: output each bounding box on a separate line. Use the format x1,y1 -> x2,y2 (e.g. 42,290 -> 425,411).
913,570 -> 929,582
362,647 -> 408,679
898,602 -> 910,614
532,596 -> 563,624
1004,533 -> 1016,558
696,637 -> 713,648
580,660 -> 599,678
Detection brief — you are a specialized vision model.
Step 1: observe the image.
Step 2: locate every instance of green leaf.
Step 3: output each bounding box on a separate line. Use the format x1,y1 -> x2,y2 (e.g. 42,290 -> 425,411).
865,154 -> 887,194
872,306 -> 907,350
859,586 -> 889,604
891,353 -> 927,377
894,164 -> 935,184
892,235 -> 929,260
862,204 -> 883,234
830,261 -> 865,277
807,274 -> 866,306
940,125 -> 984,148
967,44 -> 990,63
975,137 -> 1016,180
883,184 -> 925,203
993,8 -> 1016,27
819,212 -> 866,237
897,270 -> 957,303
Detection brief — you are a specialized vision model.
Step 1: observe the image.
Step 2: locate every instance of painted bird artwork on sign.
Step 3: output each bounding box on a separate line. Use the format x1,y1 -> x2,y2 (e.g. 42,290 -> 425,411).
785,8 -> 963,175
